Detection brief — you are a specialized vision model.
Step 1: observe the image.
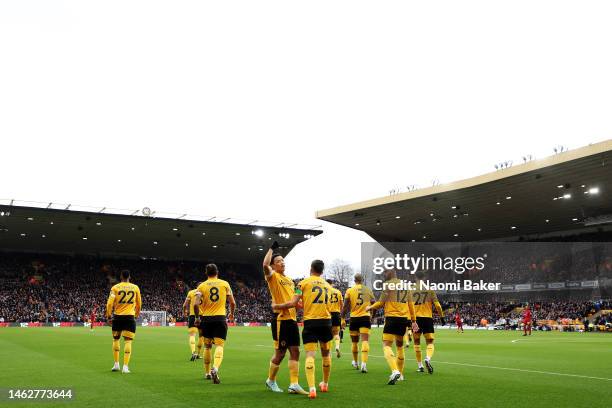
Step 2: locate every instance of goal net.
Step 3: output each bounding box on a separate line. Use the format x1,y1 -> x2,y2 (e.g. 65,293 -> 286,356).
138,311 -> 167,327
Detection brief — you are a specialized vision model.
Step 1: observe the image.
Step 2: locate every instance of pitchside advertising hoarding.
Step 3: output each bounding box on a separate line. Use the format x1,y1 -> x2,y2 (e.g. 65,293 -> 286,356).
360,242 -> 611,299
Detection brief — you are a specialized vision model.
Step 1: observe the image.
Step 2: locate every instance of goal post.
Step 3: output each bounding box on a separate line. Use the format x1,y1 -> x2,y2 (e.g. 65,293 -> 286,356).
138,311 -> 167,327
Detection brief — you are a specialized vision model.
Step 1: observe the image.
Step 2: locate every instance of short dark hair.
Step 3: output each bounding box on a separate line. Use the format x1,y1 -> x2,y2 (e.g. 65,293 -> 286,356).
326,279 -> 334,285
270,253 -> 283,265
120,269 -> 130,280
206,264 -> 218,277
415,270 -> 426,280
311,259 -> 324,274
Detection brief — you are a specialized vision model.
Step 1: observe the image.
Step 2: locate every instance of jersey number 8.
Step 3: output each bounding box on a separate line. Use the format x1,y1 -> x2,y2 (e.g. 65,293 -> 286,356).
209,287 -> 219,302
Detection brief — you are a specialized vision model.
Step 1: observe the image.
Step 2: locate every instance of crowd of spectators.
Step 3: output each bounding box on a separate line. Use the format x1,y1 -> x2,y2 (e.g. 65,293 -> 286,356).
0,253 -> 610,329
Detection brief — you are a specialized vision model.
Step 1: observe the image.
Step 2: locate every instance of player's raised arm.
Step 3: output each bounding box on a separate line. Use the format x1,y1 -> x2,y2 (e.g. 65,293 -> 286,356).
263,241 -> 280,278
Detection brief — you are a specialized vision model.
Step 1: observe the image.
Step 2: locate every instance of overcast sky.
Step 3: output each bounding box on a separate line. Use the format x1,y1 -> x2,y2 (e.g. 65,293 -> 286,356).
1,1 -> 611,277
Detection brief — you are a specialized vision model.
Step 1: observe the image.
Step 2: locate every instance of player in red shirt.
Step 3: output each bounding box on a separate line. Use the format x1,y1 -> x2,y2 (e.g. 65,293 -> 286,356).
522,305 -> 532,336
90,306 -> 97,333
455,311 -> 463,333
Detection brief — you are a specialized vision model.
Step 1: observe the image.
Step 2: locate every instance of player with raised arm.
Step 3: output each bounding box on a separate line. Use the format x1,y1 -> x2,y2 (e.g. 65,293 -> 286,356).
367,269 -> 418,384
273,260 -> 333,399
183,283 -> 204,361
342,273 -> 375,373
262,241 -> 307,395
194,264 -> 235,384
106,269 -> 142,374
326,279 -> 344,358
412,270 -> 445,374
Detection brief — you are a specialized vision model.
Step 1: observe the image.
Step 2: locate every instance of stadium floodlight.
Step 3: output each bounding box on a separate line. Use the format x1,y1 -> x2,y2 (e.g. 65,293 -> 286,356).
572,218 -> 578,221
506,196 -> 511,200
588,187 -> 600,195
511,226 -> 516,230
41,234 -> 46,238
563,193 -> 571,199
27,217 -> 34,221
252,229 -> 264,237
0,211 -> 4,216
395,216 -> 401,219
355,223 -> 359,226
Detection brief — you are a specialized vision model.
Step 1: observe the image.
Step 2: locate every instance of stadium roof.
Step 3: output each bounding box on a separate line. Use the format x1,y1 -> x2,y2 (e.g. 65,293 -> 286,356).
0,201 -> 322,263
316,139 -> 612,242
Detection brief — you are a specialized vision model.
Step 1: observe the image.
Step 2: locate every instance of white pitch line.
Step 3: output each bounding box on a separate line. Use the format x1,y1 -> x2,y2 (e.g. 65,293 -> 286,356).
368,355 -> 611,382
437,361 -> 612,381
254,344 -> 611,381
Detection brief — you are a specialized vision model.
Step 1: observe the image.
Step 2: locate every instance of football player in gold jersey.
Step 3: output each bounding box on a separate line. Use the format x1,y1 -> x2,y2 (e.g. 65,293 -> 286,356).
412,271 -> 445,374
273,260 -> 333,399
263,241 -> 307,395
105,269 -> 142,374
367,270 -> 417,384
194,264 -> 236,384
342,273 -> 375,372
183,283 -> 204,361
326,279 -> 344,358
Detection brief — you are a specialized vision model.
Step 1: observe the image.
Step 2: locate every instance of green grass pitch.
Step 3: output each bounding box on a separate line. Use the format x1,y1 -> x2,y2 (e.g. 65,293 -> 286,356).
1,327 -> 611,407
